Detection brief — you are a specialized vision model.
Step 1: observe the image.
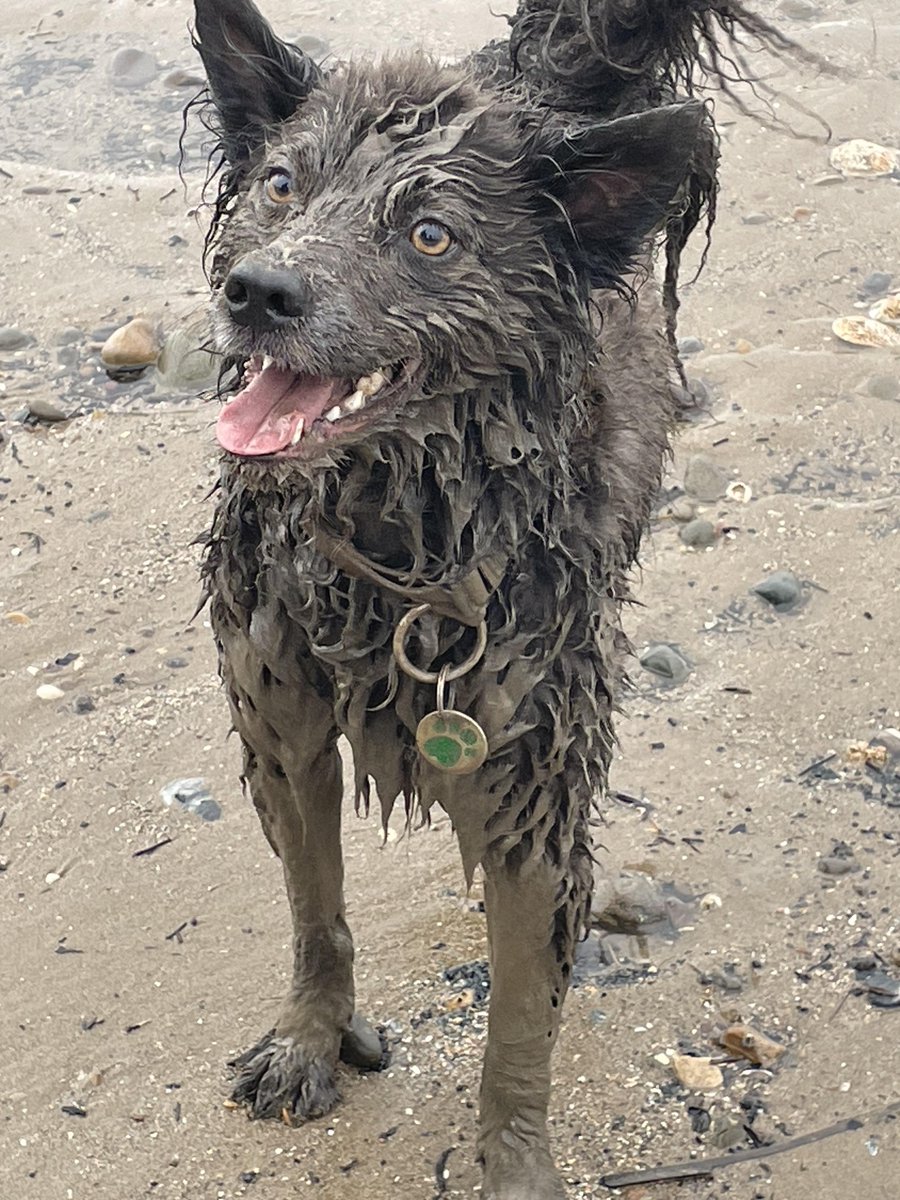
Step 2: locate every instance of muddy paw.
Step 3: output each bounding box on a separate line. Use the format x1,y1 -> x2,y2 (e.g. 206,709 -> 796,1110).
482,1145 -> 567,1200
339,1011 -> 389,1070
230,1030 -> 339,1122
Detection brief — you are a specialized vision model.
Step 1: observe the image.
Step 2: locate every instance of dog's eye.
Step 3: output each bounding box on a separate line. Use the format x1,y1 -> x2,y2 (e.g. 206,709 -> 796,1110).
410,220 -> 453,256
265,170 -> 295,205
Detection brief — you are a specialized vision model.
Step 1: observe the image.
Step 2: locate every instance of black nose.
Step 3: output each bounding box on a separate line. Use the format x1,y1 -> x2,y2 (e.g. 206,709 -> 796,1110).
223,261 -> 310,330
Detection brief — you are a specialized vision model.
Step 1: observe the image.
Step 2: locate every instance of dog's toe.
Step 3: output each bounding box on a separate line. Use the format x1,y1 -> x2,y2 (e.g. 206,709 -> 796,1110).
230,1030 -> 340,1122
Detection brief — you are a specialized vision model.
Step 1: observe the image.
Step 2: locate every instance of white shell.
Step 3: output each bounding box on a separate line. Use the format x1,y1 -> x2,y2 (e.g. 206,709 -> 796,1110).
725,481 -> 752,504
868,294 -> 900,327
832,316 -> 900,350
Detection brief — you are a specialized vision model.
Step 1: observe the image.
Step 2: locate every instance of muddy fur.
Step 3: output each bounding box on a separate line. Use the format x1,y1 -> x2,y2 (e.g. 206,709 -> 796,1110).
192,2 -> 803,1195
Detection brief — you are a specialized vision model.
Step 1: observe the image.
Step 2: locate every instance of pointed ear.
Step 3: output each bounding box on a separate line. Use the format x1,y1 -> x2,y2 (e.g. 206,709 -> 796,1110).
193,0 -> 321,163
534,103 -> 710,286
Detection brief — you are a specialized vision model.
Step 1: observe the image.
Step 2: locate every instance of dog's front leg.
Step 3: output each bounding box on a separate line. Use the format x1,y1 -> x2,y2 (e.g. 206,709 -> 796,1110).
220,645 -> 382,1122
477,845 -> 575,1200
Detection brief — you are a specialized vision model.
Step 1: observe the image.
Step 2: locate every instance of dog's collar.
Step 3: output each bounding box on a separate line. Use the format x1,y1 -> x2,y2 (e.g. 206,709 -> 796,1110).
312,517 -> 506,628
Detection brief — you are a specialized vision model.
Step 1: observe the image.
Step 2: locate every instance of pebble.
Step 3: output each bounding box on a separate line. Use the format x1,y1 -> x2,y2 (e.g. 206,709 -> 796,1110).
156,321 -> 219,392
160,777 -> 221,822
165,657 -> 189,669
639,643 -> 691,685
592,873 -> 670,935
741,212 -> 771,225
870,728 -> 900,761
778,0 -> 821,16
866,374 -> 899,402
27,397 -> 69,423
163,68 -> 206,89
36,684 -> 65,701
679,518 -> 717,548
683,454 -> 727,501
4,611 -> 31,625
109,48 -> 159,90
73,695 -> 96,714
0,326 -> 31,351
719,1023 -> 786,1066
678,336 -> 705,356
751,569 -> 802,611
818,841 -> 859,876
666,495 -> 698,522
671,1055 -> 723,1091
860,271 -> 893,298
101,318 -> 161,369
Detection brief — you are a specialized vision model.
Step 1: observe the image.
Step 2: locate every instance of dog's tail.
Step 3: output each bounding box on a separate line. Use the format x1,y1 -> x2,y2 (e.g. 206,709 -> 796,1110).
506,0 -> 828,116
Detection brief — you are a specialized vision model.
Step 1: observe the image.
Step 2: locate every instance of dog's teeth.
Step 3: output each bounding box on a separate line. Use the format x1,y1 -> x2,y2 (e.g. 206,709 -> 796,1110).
356,370 -> 388,397
324,406 -> 343,422
343,390 -> 366,413
262,355 -> 275,371
290,417 -> 305,445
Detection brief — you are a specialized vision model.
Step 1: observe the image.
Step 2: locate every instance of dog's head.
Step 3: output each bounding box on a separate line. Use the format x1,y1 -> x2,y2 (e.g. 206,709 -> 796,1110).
194,0 -> 705,464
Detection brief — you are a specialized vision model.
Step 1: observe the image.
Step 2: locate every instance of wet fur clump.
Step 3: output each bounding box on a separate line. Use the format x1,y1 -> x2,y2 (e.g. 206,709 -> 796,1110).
190,2 -> 816,1196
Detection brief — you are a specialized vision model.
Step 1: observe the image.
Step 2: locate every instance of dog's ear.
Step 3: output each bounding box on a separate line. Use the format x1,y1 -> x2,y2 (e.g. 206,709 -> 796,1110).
533,103 -> 709,285
193,0 -> 321,163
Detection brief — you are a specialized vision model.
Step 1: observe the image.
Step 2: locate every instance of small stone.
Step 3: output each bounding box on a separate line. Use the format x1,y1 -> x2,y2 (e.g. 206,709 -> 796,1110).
109,48 -> 159,90
792,206 -> 814,222
678,336 -> 705,356
165,657 -> 189,669
818,841 -> 859,876
751,569 -> 803,611
679,518 -> 717,548
292,34 -> 331,59
639,643 -> 691,685
860,271 -> 893,298
4,611 -> 31,625
37,684 -> 65,701
870,728 -> 900,761
741,212 -> 771,225
156,320 -> 219,392
73,695 -> 96,714
667,495 -> 698,522
161,777 -> 220,822
592,872 -> 670,935
101,318 -> 161,369
27,397 -> 69,423
778,0 -> 821,17
163,68 -> 206,89
0,326 -> 31,351
683,454 -> 727,501
672,1055 -> 724,1091
719,1023 -> 786,1066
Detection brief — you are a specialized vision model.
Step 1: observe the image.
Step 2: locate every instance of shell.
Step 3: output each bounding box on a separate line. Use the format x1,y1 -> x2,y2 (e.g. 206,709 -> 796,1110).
829,139 -> 899,178
832,316 -> 900,350
868,294 -> 900,327
725,480 -> 752,504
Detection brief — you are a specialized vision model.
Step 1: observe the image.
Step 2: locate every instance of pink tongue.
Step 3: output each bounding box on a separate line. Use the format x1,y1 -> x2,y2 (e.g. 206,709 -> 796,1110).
217,365 -> 343,456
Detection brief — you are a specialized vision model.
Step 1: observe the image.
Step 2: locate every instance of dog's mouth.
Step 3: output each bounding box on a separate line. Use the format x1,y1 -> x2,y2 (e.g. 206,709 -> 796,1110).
216,356 -> 418,459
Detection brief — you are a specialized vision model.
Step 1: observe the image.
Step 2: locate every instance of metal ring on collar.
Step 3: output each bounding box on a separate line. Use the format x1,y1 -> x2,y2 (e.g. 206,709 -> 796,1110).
392,602 -> 488,685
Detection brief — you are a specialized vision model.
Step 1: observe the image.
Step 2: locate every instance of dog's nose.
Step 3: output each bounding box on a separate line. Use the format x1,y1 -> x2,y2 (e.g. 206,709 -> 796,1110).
223,262 -> 309,330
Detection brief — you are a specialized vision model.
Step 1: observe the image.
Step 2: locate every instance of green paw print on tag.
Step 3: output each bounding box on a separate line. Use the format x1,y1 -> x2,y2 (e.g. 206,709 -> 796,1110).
423,718 -> 480,768
418,713 -> 486,774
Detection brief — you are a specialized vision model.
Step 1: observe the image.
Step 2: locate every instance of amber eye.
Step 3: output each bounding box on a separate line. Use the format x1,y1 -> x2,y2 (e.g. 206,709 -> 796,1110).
265,169 -> 295,205
410,220 -> 453,256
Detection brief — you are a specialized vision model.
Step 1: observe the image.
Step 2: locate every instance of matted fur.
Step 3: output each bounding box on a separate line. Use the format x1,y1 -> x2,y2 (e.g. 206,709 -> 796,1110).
191,2 -> 816,1195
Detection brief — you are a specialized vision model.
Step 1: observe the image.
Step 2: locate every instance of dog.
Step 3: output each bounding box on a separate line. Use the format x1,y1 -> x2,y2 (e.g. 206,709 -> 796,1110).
192,2 -> 800,1194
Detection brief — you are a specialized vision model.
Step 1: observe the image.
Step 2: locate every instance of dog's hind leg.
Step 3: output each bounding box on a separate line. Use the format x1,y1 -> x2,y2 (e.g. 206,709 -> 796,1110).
221,645 -> 382,1122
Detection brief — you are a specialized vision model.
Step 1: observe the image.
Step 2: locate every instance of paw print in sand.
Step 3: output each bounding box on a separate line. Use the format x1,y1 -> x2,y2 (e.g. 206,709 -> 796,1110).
416,710 -> 488,775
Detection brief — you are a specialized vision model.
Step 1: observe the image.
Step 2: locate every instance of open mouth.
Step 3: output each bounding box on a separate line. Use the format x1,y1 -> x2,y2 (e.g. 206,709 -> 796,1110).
216,356 -> 416,458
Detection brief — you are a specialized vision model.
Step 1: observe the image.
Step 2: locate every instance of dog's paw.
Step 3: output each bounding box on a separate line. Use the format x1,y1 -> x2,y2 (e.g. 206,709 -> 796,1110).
339,1011 -> 389,1070
230,1030 -> 340,1122
482,1145 -> 567,1200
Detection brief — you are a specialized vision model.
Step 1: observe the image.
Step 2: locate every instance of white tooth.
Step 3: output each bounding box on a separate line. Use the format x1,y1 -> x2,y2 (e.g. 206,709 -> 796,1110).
324,406 -> 343,422
290,417 -> 305,445
343,391 -> 366,413
356,370 -> 388,397
262,355 -> 275,370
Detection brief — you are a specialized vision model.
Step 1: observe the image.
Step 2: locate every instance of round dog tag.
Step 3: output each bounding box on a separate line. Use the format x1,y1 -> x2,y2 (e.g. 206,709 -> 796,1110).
416,710 -> 488,775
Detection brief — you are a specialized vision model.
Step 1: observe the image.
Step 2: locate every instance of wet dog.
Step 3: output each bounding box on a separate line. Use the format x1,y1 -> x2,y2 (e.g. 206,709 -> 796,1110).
193,2 -> 800,1194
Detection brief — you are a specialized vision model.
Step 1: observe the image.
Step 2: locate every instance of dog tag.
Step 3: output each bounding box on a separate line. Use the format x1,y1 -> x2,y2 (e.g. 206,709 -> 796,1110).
416,709 -> 488,775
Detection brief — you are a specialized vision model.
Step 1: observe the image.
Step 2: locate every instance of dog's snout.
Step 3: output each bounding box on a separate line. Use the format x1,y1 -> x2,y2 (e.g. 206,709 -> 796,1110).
224,262 -> 310,330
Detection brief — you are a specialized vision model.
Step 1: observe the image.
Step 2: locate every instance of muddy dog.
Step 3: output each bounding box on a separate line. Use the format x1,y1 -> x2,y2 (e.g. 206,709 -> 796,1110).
192,1 -> 804,1194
